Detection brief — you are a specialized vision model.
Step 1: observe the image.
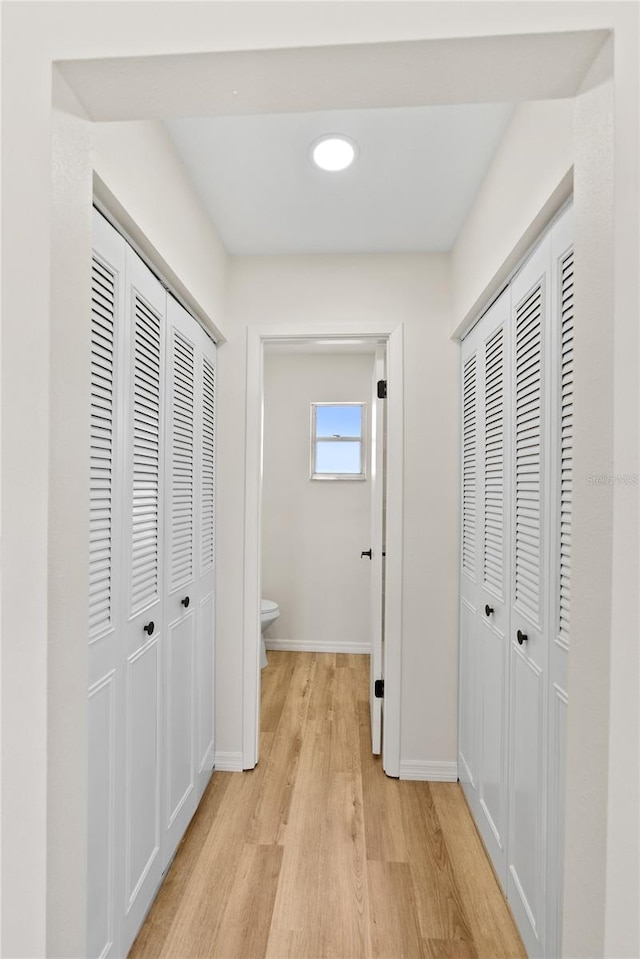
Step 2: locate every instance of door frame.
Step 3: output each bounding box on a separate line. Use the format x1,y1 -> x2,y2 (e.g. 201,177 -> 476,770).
242,322 -> 404,776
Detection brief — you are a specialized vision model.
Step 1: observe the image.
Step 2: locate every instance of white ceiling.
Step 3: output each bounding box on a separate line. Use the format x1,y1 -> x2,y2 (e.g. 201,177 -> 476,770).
59,28 -> 606,256
57,30 -> 607,254
166,102 -> 514,255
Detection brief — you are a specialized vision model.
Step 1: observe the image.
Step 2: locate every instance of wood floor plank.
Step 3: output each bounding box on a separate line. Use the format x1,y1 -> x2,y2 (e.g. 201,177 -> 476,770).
423,939 -> 478,959
149,750 -> 282,958
267,768 -> 371,959
336,652 -> 367,670
247,653 -> 316,845
401,782 -> 473,941
260,651 -> 297,733
331,663 -> 362,773
213,844 -> 283,958
266,657 -> 371,957
306,651 -> 335,722
368,860 -> 425,958
131,653 -> 524,959
128,773 -> 233,959
357,700 -> 408,863
430,784 -> 526,959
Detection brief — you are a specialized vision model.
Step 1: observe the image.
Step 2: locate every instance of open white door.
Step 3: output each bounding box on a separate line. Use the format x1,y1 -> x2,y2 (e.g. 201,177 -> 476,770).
369,347 -> 386,754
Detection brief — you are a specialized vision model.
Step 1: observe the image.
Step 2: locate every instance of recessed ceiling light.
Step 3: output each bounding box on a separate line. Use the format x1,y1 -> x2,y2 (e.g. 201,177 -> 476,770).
311,135 -> 357,172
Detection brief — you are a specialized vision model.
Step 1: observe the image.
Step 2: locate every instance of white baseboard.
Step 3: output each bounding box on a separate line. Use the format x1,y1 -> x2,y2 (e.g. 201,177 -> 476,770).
399,760 -> 458,782
214,751 -> 244,772
265,639 -> 371,654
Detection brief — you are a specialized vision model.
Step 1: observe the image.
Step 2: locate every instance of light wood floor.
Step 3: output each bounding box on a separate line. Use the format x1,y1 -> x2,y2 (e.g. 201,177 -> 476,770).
130,652 -> 525,959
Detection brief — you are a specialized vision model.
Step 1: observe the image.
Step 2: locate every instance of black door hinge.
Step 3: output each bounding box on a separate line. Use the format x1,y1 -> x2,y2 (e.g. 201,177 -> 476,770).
377,379 -> 387,399
374,679 -> 385,698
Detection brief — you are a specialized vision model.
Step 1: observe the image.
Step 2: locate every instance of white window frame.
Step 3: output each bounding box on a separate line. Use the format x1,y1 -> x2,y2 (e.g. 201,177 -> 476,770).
310,402 -> 367,481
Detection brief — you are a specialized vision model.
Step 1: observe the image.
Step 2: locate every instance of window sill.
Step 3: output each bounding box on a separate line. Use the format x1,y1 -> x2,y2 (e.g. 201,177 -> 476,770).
310,473 -> 367,482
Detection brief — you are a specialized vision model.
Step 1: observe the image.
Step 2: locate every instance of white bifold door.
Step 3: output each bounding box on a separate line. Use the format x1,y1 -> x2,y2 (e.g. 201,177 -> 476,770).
88,210 -> 217,959
163,296 -> 217,863
459,287 -> 511,885
458,204 -> 573,959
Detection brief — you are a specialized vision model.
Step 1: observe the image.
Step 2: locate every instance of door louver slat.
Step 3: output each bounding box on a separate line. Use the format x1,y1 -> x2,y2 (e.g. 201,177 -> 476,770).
484,327 -> 504,595
462,354 -> 477,577
131,294 -> 161,613
170,330 -> 195,589
558,251 -> 573,643
90,257 -> 116,638
201,356 -> 216,571
514,284 -> 543,620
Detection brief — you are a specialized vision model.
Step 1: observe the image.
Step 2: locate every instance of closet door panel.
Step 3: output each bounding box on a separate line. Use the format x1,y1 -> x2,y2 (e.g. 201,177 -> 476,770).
547,684 -> 568,956
478,618 -> 506,848
476,291 -> 511,886
163,298 -> 199,861
198,590 -> 215,776
549,217 -> 574,694
121,247 -> 166,952
196,338 -> 217,788
126,638 -> 161,900
483,322 -> 508,602
89,212 -> 126,959
458,339 -> 480,804
546,207 -> 574,959
509,648 -> 544,933
459,597 -> 478,789
87,674 -> 116,959
507,238 -> 551,959
166,613 -> 195,822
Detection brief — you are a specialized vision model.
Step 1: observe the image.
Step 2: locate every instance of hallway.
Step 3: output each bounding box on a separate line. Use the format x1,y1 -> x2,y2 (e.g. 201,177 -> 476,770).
130,652 -> 524,958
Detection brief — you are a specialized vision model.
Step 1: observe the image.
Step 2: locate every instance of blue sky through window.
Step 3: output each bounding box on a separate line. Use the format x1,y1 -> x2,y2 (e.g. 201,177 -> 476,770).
315,441 -> 361,474
316,404 -> 362,438
313,404 -> 364,477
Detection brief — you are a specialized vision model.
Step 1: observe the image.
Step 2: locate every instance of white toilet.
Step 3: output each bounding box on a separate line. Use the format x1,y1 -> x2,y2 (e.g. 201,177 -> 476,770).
260,599 -> 280,668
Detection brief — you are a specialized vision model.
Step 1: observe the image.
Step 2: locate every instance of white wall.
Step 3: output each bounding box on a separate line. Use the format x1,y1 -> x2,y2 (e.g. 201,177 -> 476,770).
92,119 -> 229,334
451,97 -> 574,329
570,35 -> 639,959
1,3 -> 638,957
48,72 -> 93,956
221,254 -> 456,766
561,39 -> 616,957
262,351 -> 373,652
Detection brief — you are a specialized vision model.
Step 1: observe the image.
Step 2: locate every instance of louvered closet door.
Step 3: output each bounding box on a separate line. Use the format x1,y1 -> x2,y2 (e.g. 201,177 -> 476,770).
195,324 -> 217,795
458,328 -> 481,809
120,246 -> 166,955
507,236 -> 552,959
474,289 -> 511,888
162,297 -> 200,865
88,212 -> 126,959
545,206 -> 574,959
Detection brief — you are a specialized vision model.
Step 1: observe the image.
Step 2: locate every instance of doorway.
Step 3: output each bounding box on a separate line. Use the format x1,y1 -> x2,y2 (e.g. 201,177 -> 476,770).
242,326 -> 405,777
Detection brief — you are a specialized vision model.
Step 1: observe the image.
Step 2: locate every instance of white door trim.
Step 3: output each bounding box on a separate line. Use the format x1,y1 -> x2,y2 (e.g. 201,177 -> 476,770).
242,322 -> 404,777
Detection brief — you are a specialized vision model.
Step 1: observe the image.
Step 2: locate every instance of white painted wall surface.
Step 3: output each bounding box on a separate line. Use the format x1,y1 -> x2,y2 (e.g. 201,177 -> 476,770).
48,72 -> 93,957
1,4 -> 638,957
262,351 -> 373,652
451,97 -> 574,329
221,253 -> 457,766
569,34 -> 638,959
561,40 -> 616,958
93,119 -> 229,334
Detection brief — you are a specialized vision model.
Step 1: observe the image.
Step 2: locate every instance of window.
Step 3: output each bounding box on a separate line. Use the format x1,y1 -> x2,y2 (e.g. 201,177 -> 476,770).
311,403 -> 366,480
